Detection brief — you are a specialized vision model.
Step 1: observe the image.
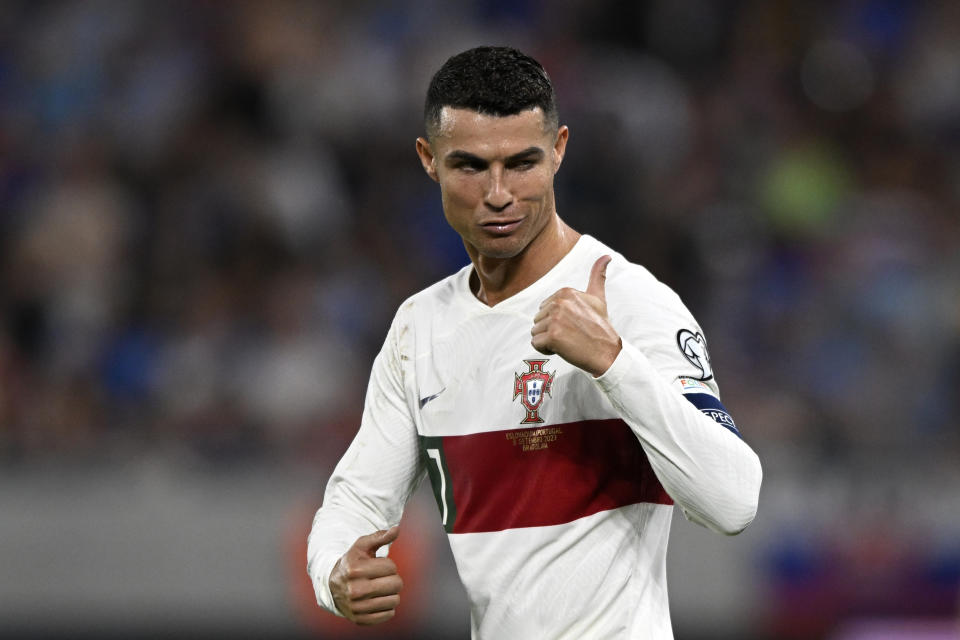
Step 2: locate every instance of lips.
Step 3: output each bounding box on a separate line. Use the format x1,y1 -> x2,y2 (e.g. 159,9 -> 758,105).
480,219 -> 523,235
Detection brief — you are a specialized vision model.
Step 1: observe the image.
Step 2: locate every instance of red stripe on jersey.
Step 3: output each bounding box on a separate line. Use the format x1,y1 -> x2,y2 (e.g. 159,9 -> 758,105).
440,418 -> 672,534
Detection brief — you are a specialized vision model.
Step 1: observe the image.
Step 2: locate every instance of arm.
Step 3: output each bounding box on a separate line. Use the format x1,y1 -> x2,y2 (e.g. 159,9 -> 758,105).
531,255 -> 761,534
306,309 -> 424,619
592,341 -> 761,534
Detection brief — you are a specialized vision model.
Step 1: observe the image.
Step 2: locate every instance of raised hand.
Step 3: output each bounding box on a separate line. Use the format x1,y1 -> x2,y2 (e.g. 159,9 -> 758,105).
530,255 -> 622,377
329,526 -> 404,625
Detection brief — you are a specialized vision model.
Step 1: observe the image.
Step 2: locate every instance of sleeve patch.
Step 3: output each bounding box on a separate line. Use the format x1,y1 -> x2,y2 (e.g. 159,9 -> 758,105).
676,329 -> 713,380
681,392 -> 741,438
675,376 -> 714,396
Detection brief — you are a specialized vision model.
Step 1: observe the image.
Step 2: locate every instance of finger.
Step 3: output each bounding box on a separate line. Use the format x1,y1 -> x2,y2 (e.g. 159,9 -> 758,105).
532,303 -> 553,324
362,574 -> 404,598
351,594 -> 401,615
345,557 -> 398,580
354,609 -> 396,626
531,333 -> 554,355
353,525 -> 400,556
347,574 -> 404,601
530,318 -> 549,337
586,255 -> 611,301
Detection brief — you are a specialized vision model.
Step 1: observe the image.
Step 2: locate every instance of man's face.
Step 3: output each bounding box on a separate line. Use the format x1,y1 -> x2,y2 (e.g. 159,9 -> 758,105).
416,107 -> 568,260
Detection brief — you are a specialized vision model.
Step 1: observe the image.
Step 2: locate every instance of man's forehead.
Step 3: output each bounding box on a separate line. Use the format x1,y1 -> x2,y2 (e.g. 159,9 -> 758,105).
434,106 -> 551,143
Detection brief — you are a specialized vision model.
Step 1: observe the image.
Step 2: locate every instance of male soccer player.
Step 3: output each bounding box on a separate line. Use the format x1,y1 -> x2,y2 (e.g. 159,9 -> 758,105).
307,46 -> 762,639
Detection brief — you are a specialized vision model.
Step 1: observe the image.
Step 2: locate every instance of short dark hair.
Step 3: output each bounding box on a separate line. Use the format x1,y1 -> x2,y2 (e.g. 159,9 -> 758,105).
424,46 -> 558,139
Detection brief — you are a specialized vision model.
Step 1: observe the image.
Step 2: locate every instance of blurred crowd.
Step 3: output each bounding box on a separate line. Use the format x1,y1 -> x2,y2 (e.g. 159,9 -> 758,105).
1,1 -> 958,637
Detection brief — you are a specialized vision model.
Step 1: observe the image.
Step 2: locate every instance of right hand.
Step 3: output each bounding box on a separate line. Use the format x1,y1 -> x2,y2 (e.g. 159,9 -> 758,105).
329,526 -> 403,625
531,255 -> 621,377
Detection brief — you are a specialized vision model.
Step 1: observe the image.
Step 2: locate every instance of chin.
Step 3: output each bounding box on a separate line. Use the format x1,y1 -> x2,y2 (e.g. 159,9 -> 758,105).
475,236 -> 527,259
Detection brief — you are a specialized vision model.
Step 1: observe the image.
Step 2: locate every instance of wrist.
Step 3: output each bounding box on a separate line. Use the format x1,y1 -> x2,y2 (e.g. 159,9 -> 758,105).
329,557 -> 348,615
589,337 -> 622,377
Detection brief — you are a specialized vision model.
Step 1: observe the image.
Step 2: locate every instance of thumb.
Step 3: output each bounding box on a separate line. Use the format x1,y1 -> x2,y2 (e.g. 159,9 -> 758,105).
586,255 -> 611,301
354,525 -> 400,557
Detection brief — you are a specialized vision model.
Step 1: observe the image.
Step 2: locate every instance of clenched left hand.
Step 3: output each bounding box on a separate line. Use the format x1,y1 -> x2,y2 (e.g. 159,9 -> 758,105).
530,255 -> 622,377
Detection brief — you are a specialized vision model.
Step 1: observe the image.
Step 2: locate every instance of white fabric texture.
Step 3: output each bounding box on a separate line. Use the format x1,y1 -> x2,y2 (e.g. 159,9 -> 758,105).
307,234 -> 762,639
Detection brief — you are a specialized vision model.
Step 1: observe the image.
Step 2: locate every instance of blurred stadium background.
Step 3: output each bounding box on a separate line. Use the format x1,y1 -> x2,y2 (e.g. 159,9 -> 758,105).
1,1 -> 959,639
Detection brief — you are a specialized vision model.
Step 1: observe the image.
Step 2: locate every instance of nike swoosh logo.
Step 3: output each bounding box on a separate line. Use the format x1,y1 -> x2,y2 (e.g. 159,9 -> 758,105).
419,388 -> 446,409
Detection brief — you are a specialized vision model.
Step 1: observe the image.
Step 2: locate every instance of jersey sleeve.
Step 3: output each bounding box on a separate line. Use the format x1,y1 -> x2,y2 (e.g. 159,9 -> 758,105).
306,306 -> 425,615
595,265 -> 762,534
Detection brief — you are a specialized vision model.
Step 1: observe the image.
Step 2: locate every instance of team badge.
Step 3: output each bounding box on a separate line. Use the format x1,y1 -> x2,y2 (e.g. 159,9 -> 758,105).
676,329 -> 713,380
513,359 -> 556,424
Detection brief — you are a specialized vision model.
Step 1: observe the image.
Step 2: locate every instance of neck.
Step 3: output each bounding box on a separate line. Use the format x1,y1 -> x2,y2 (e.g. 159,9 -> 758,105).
468,216 -> 581,306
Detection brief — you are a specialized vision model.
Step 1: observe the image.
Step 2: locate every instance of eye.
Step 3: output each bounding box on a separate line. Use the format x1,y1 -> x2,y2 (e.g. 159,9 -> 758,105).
509,159 -> 537,171
457,161 -> 485,173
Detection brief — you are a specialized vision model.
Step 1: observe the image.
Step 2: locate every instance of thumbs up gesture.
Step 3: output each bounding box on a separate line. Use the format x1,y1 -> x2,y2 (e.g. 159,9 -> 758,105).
329,526 -> 404,625
531,255 -> 622,377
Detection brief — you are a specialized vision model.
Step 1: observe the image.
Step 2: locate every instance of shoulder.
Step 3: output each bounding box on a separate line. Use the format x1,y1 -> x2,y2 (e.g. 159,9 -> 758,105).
398,263 -> 471,316
580,235 -> 691,322
608,260 -> 691,322
384,263 -> 472,345
585,236 -> 716,384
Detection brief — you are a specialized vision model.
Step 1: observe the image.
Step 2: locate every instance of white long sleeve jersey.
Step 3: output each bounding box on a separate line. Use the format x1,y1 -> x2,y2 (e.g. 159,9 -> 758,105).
307,235 -> 762,639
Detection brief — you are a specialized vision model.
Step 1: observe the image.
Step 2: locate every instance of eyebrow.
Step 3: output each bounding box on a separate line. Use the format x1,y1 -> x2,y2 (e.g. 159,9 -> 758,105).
444,146 -> 545,165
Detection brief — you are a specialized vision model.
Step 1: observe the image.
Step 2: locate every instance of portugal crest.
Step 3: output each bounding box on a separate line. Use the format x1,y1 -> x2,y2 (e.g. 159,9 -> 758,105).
513,359 -> 556,424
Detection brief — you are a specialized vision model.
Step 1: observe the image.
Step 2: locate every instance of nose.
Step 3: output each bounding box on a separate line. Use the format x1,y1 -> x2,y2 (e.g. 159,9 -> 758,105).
484,167 -> 513,211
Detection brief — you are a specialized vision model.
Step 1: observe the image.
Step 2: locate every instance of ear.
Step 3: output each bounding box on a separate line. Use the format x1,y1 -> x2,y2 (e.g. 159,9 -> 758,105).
552,125 -> 569,175
416,137 -> 439,183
